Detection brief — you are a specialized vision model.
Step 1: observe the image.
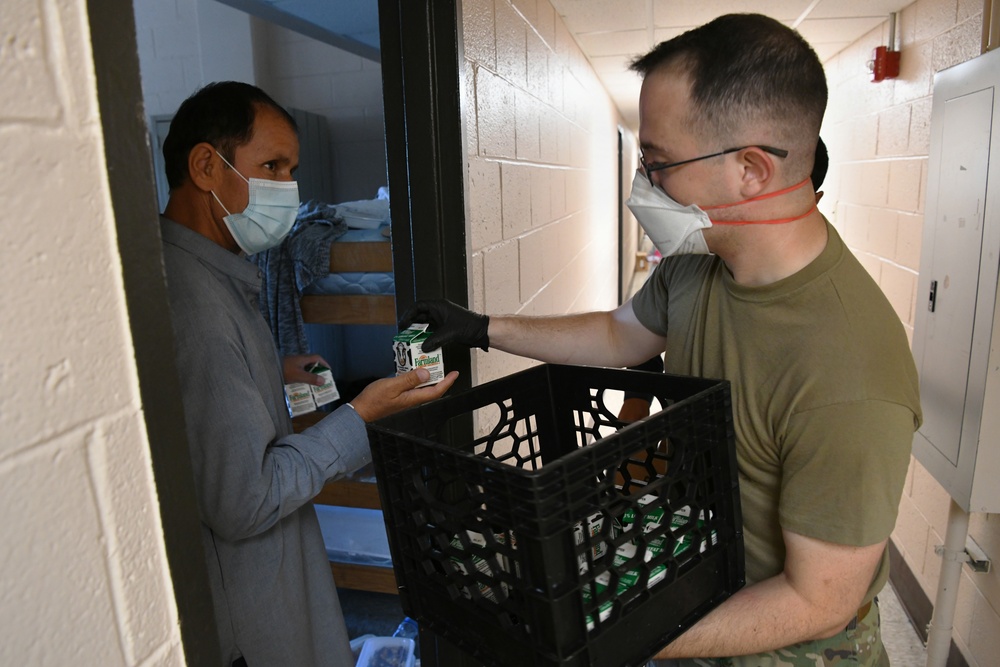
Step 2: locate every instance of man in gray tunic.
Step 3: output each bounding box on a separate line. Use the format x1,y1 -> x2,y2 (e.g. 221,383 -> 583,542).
158,81 -> 458,667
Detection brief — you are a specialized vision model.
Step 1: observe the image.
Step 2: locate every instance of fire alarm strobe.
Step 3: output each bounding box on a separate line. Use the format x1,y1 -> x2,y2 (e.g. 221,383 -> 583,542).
870,45 -> 901,82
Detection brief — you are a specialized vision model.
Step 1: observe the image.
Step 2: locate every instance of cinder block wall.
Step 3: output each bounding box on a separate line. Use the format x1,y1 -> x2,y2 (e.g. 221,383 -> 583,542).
254,22 -> 388,204
460,0 -> 633,386
134,0 -> 388,216
822,1 -> 997,663
132,0 -> 256,117
0,0 -> 183,665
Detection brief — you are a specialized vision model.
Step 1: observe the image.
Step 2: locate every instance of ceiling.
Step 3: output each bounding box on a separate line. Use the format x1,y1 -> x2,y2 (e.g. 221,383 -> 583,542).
219,0 -> 911,130
216,0 -> 381,60
548,0 -> 913,130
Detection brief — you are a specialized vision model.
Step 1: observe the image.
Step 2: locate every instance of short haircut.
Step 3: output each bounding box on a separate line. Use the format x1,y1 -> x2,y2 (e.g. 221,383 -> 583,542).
630,13 -> 827,172
162,81 -> 297,190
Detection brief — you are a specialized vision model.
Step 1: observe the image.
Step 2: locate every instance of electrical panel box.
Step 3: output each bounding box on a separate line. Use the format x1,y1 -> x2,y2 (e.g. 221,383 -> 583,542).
912,47 -> 1000,512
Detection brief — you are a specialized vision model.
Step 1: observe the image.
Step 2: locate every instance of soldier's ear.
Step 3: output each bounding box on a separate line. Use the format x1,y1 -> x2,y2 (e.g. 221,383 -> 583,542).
735,146 -> 776,199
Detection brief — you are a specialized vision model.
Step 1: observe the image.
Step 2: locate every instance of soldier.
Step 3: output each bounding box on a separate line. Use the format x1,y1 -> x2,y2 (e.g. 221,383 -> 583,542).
403,15 -> 919,666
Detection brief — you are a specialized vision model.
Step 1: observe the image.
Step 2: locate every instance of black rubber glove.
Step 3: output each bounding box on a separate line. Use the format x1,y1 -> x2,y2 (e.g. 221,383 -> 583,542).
399,299 -> 490,352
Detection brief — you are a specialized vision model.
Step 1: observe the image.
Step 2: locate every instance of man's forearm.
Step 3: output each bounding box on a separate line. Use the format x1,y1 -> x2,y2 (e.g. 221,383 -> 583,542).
655,575 -> 854,659
488,311 -> 659,368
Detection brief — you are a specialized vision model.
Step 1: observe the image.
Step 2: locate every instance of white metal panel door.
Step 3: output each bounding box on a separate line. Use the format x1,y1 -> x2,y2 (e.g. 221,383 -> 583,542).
912,46 -> 1000,511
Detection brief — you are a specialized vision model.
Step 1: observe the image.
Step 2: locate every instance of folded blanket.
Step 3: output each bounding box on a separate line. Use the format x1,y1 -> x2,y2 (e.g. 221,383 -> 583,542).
251,200 -> 348,356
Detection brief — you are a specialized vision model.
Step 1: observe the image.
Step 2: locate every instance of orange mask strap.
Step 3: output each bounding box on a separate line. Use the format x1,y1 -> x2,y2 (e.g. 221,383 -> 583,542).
709,204 -> 817,226
703,176 -> 815,225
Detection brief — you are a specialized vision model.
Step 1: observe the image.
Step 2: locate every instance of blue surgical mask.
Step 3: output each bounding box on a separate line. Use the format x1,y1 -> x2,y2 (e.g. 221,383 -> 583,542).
211,152 -> 299,255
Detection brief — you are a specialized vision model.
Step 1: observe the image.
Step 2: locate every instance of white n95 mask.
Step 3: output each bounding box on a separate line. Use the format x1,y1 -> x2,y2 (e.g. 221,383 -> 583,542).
625,170 -> 711,257
212,152 -> 300,255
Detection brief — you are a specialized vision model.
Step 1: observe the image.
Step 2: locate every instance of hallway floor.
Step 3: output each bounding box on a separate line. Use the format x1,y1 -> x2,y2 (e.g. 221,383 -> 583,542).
880,580 -> 929,665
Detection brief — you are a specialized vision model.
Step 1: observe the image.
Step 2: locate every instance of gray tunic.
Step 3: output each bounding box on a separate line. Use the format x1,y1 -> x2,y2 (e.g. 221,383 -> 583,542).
160,217 -> 370,666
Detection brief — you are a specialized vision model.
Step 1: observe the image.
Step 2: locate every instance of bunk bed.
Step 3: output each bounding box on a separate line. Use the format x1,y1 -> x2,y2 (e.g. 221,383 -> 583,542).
299,224 -> 395,327
265,196 -> 399,595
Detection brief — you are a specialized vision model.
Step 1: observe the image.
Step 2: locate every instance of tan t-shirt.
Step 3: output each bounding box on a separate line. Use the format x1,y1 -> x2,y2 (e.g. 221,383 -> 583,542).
631,222 -> 921,599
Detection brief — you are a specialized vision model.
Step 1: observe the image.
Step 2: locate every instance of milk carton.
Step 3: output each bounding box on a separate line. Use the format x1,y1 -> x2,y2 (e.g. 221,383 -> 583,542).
448,530 -> 508,603
574,511 -> 616,574
285,383 -> 318,417
581,496 -> 717,631
306,362 -> 340,407
283,363 -> 340,417
621,495 -> 717,561
393,323 -> 445,387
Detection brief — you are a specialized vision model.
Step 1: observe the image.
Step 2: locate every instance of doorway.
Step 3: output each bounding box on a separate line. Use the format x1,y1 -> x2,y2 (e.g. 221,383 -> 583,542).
87,0 -> 469,663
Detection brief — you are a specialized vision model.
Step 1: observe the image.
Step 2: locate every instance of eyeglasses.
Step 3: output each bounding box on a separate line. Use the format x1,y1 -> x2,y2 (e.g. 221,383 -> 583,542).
640,145 -> 789,187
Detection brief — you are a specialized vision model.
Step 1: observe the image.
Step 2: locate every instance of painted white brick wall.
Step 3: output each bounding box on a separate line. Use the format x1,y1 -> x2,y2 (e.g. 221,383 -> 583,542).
823,2 -> 998,665
133,0 -> 255,117
461,0 -> 629,386
254,22 -> 388,204
134,0 -> 387,206
1,1 -> 183,665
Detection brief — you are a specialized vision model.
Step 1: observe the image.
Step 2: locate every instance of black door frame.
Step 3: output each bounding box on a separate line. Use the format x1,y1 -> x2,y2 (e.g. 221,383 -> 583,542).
379,0 -> 472,353
86,0 -> 222,663
378,2 -> 477,664
88,0 -> 471,663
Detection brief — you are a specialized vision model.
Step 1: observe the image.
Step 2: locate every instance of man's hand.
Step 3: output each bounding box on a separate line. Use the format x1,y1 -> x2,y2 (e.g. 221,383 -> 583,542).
349,368 -> 460,423
283,354 -> 330,386
399,300 -> 490,351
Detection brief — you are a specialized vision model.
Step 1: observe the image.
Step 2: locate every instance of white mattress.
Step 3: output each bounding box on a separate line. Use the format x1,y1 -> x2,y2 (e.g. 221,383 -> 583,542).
336,198 -> 390,229
303,226 -> 395,297
305,271 -> 395,296
314,503 -> 393,568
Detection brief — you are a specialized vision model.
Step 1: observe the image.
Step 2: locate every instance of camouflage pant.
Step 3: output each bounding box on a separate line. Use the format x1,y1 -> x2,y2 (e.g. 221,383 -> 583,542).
649,598 -> 888,667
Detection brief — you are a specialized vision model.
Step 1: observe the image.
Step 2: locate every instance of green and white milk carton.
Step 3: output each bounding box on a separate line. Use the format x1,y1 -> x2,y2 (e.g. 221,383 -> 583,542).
448,529 -> 508,603
393,323 -> 445,387
581,495 -> 717,631
284,362 -> 340,417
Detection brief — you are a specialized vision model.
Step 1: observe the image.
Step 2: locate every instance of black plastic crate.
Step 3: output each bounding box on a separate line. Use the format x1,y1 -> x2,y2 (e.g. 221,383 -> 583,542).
368,364 -> 743,667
